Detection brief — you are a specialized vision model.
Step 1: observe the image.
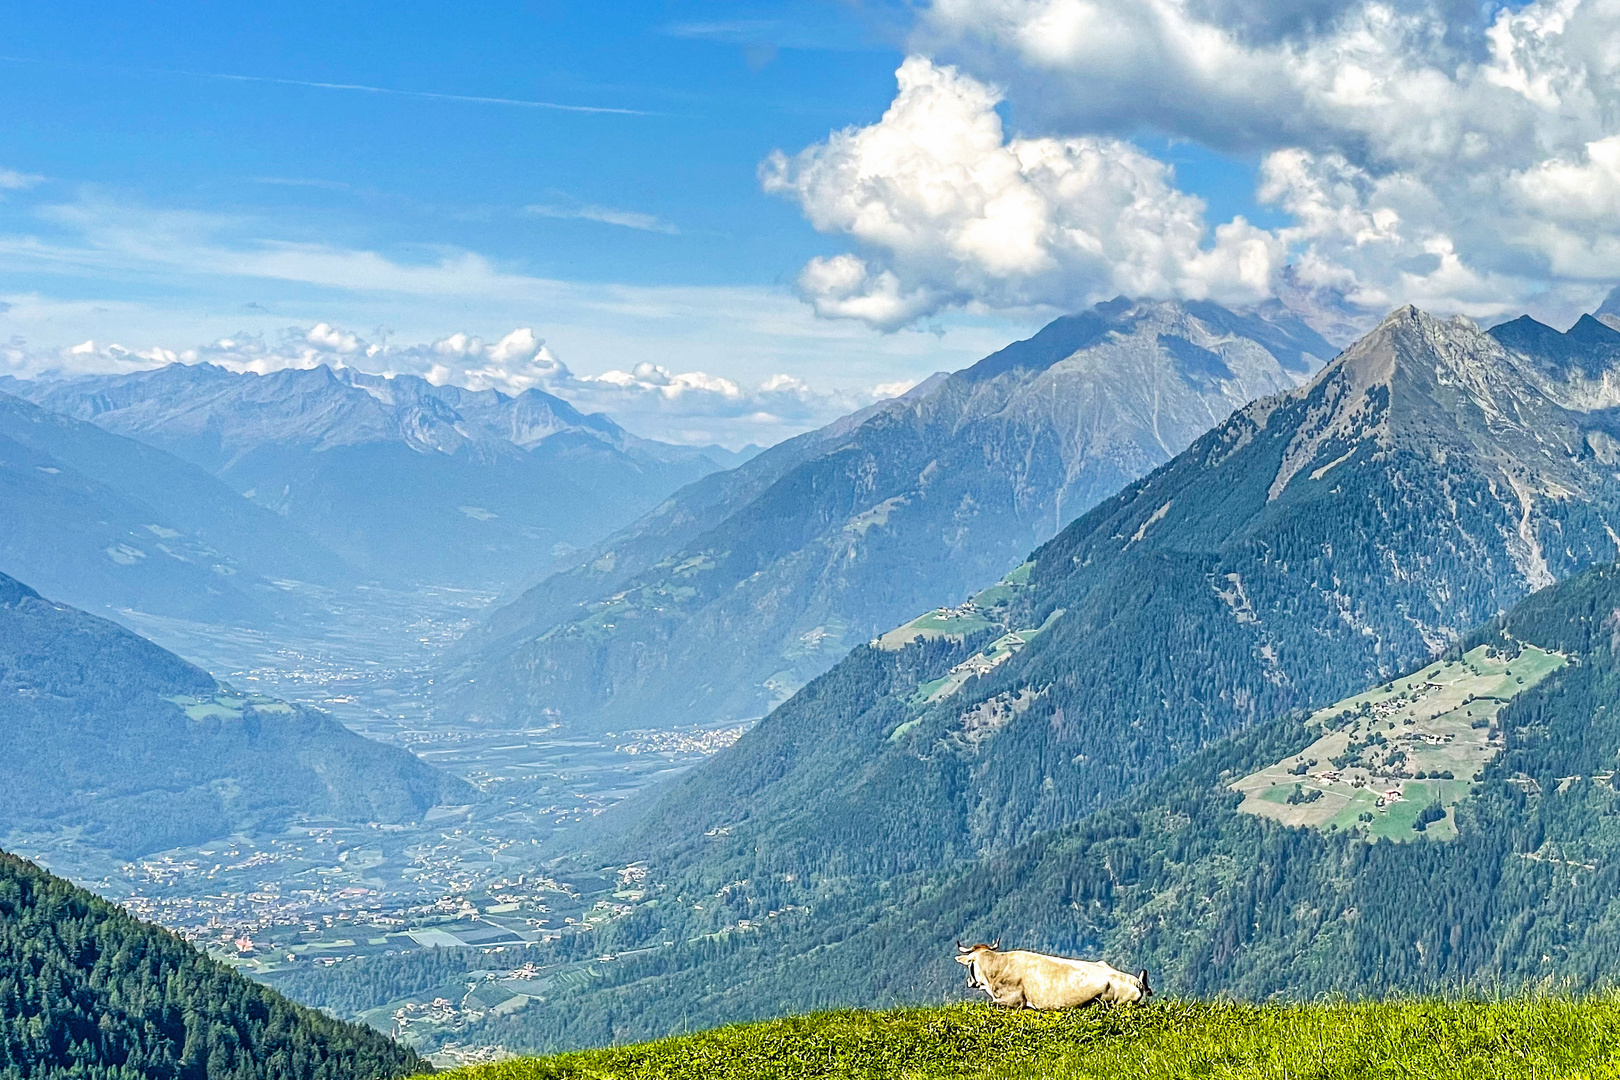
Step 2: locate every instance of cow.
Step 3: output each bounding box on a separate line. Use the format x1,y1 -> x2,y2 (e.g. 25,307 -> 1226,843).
954,941 -> 1151,1009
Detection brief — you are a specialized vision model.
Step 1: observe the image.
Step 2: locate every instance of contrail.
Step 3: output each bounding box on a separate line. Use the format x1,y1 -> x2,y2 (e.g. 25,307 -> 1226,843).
0,55 -> 651,116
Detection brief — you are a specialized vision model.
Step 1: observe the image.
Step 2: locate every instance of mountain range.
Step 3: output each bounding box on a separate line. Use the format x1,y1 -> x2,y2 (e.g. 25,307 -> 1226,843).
4,363 -> 741,591
0,391 -> 350,624
440,298 -> 1339,734
582,304 -> 1620,874
0,570 -> 470,859
452,560 -> 1620,1051
370,300 -> 1620,1048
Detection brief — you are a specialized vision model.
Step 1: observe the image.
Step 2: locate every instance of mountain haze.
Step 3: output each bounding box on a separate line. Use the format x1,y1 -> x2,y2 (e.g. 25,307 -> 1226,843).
442,298 -> 1338,733
454,562 -> 1620,1051
415,303 -> 1620,1050
9,363 -> 731,590
0,571 -> 471,859
583,304 -> 1620,878
0,391 -> 349,623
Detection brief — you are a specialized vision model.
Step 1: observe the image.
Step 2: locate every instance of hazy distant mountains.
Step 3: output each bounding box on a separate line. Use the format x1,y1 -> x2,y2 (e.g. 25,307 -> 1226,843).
441,298 -> 1339,733
0,571 -> 470,859
5,364 -> 739,591
0,391 -> 349,623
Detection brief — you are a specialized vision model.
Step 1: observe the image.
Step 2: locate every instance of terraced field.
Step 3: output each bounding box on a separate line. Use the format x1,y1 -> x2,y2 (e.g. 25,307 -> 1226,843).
1231,643 -> 1566,840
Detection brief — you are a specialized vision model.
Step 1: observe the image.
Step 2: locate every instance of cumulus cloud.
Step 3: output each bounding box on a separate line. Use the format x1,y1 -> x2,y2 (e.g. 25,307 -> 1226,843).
7,322 -> 900,448
770,0 -> 1620,328
763,57 -> 1281,330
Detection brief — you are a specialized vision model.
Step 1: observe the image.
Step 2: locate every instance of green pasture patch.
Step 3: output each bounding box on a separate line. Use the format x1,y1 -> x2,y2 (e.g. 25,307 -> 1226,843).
1232,643 -> 1566,840
428,997 -> 1620,1080
887,717 -> 924,743
183,702 -> 243,722
970,583 -> 1018,609
1369,785 -> 1428,840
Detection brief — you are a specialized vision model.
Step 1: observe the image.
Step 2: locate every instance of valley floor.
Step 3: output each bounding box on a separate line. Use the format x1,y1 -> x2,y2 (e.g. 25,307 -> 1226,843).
427,998 -> 1620,1079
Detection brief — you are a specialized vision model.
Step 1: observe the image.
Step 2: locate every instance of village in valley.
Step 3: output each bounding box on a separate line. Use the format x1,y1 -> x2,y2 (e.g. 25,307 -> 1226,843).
1231,641 -> 1569,840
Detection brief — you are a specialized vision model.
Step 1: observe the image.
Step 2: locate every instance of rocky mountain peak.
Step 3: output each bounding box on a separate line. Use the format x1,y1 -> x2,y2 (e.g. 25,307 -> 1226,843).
1259,302 -> 1620,509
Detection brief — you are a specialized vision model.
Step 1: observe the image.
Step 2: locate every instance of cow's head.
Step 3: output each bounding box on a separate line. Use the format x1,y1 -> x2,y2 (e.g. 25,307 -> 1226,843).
953,941 -> 999,991
1110,968 -> 1153,1004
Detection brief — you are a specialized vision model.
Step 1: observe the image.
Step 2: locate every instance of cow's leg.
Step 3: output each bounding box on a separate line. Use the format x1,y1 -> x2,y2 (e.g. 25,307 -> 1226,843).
992,986 -> 1026,1010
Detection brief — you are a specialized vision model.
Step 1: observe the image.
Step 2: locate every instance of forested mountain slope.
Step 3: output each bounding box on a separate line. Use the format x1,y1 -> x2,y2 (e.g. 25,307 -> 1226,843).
441,298 -> 1336,733
0,572 -> 470,858
568,305 -> 1620,888
7,363 -> 727,590
441,563 -> 1620,1051
451,374 -> 951,668
0,391 -> 348,623
0,849 -> 423,1079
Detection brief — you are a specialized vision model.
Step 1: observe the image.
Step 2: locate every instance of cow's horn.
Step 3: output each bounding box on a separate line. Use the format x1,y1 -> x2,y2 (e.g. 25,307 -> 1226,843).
1139,969 -> 1152,995
955,940 -> 966,952
990,937 -> 1001,951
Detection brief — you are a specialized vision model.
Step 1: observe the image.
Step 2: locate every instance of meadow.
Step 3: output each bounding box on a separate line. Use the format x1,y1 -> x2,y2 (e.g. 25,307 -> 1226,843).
429,998 -> 1620,1079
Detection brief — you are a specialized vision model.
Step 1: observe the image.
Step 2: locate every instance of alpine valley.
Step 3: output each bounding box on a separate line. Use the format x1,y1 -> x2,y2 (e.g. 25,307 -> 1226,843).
0,390 -> 351,624
0,570 -> 470,861
5,363 -> 739,592
440,298 -> 1338,734
22,296 -> 1620,1067
288,300 -> 1620,1052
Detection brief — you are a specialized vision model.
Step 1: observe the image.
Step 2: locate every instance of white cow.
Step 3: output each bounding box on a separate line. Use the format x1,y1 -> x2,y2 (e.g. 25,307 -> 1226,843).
954,941 -> 1151,1009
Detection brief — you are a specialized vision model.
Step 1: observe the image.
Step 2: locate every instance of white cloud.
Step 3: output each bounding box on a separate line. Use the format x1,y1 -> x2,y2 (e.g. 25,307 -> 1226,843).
764,56 -> 1282,329
0,168 -> 43,193
524,203 -> 680,234
766,1 -> 1620,328
4,320 -> 919,449
0,187 -> 1034,445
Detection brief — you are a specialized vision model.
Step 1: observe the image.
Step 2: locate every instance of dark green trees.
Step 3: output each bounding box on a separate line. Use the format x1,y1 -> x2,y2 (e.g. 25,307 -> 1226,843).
0,851 -> 424,1080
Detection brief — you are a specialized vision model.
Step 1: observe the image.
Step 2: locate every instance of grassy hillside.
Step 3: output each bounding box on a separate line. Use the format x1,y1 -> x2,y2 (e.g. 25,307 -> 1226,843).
432,999 -> 1620,1080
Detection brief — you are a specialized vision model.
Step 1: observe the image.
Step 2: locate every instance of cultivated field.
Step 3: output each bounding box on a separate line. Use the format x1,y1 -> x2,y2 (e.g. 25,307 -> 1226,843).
1231,643 -> 1566,840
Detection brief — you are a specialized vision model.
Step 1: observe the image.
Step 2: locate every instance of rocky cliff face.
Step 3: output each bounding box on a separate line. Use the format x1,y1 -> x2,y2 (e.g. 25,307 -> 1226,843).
441,297 -> 1337,733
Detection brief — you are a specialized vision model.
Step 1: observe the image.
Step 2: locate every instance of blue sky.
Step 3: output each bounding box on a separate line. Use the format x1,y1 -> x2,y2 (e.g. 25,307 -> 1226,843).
1,0 -> 1045,447
5,0 -> 1614,445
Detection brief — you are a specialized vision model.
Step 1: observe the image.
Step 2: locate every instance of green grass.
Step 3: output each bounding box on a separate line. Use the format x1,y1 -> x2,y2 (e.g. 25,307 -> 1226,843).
428,999 -> 1620,1079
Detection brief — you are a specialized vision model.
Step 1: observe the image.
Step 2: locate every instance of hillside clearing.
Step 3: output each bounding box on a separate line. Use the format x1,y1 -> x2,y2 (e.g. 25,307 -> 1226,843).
428,999 -> 1620,1079
1232,643 -> 1566,838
